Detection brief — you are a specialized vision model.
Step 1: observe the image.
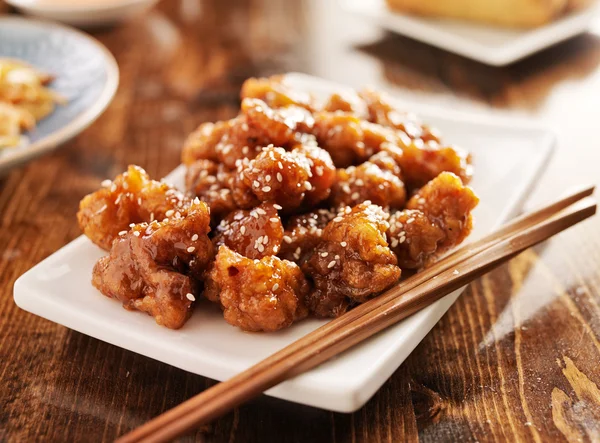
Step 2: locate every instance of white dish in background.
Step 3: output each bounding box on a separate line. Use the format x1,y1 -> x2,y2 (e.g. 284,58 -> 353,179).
0,17 -> 118,174
341,0 -> 599,66
6,0 -> 159,28
13,73 -> 554,413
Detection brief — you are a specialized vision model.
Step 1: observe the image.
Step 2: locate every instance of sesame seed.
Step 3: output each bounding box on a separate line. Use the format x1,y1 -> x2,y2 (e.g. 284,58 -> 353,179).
163,218 -> 169,223
341,241 -> 347,247
191,234 -> 199,241
278,161 -> 283,169
333,217 -> 343,222
398,236 -> 406,244
273,204 -> 282,210
263,236 -> 269,244
418,198 -> 426,205
257,244 -> 265,253
335,255 -> 340,260
343,185 -> 351,194
118,230 -> 127,236
283,235 -> 292,244
305,181 -> 312,191
262,186 -> 271,192
150,212 -> 155,221
122,182 -> 129,190
316,166 -> 323,176
110,183 -> 117,192
186,293 -> 196,301
276,172 -> 283,182
133,231 -> 140,237
165,209 -> 174,217
256,208 -> 267,215
406,218 -> 415,224
321,252 -> 329,257
101,179 -> 112,188
351,192 -> 360,200
265,175 -> 271,182
240,226 -> 246,234
187,246 -> 195,253
272,283 -> 279,291
129,223 -> 135,228
355,179 -> 364,186
194,197 -> 200,204
327,260 -> 336,269
253,180 -> 260,188
270,217 -> 279,223
251,211 -> 258,219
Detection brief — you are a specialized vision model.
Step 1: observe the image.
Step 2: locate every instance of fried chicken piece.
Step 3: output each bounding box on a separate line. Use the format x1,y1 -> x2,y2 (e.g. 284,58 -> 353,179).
323,91 -> 369,118
204,245 -> 309,332
185,159 -> 237,221
406,171 -> 479,248
92,200 -> 214,329
303,204 -> 401,317
312,111 -> 399,167
181,121 -> 228,165
78,165 -> 190,251
383,137 -> 473,187
240,75 -> 315,111
387,209 -> 445,269
329,151 -> 406,209
279,208 -> 336,264
359,88 -> 441,143
242,97 -> 314,146
213,203 -> 284,259
233,143 -> 335,211
387,172 -> 479,268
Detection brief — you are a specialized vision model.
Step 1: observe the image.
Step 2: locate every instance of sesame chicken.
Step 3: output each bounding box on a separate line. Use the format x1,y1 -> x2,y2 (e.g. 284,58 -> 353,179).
204,245 -> 309,332
78,165 -> 190,251
91,200 -> 213,329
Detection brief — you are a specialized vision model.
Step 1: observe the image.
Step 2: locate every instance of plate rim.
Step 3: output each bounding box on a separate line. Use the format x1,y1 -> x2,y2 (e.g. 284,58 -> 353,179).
340,0 -> 599,66
13,73 -> 556,412
0,16 -> 120,173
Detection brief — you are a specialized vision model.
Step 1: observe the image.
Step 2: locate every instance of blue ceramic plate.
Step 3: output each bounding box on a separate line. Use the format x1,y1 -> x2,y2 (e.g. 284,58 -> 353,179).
0,17 -> 119,173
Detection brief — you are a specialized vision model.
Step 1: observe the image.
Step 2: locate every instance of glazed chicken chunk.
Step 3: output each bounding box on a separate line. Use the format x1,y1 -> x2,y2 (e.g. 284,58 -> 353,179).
213,203 -> 284,259
329,151 -> 406,209
204,245 -> 309,332
78,165 -> 190,251
92,200 -> 213,329
279,208 -> 336,265
303,203 -> 401,317
240,75 -> 315,111
387,172 -> 479,269
185,159 -> 237,221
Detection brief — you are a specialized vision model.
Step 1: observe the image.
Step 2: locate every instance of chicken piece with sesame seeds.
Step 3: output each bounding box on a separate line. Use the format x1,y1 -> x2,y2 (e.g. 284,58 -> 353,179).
232,143 -> 334,212
359,88 -> 441,143
185,159 -> 237,221
382,139 -> 473,188
181,120 -> 228,165
312,111 -> 399,168
240,76 -> 315,111
279,208 -> 336,264
323,91 -> 369,119
407,171 -> 479,249
329,151 -> 406,209
302,203 -> 401,317
241,97 -> 314,146
78,165 -> 191,251
387,172 -> 479,269
92,200 -> 213,329
213,203 -> 284,260
204,245 -> 309,332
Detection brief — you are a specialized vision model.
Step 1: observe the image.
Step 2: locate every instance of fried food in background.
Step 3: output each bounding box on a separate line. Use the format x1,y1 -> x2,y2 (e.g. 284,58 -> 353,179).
0,59 -> 64,148
386,0 -> 596,28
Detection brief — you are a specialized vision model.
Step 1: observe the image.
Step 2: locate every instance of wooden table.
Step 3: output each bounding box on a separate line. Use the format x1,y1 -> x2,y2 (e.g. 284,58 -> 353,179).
2,1 -> 600,441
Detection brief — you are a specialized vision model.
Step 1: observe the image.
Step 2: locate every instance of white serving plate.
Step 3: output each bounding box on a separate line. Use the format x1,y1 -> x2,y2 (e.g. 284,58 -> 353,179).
5,0 -> 159,28
341,0 -> 599,66
0,17 -> 119,174
13,73 -> 554,412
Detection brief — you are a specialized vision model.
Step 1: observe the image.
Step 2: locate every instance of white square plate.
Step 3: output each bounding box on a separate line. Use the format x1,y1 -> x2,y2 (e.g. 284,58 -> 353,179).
341,0 -> 599,66
13,73 -> 554,412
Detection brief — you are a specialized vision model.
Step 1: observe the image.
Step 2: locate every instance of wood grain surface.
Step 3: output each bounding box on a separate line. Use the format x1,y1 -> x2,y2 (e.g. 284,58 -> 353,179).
1,0 -> 600,442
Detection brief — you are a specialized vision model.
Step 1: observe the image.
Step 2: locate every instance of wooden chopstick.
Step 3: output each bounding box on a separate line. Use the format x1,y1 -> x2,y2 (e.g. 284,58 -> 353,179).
118,190 -> 596,443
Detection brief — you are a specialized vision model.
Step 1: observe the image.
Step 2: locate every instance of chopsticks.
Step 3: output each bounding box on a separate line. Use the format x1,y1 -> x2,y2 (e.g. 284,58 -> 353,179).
118,186 -> 596,443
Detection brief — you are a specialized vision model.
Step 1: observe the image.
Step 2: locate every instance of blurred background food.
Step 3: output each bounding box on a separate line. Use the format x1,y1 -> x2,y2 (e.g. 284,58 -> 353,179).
0,58 -> 63,148
386,0 -> 597,27
4,0 -> 159,27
